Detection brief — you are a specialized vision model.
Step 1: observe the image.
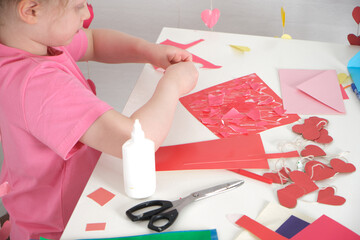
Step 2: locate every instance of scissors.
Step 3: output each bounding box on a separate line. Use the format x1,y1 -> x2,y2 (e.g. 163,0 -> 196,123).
125,180 -> 244,232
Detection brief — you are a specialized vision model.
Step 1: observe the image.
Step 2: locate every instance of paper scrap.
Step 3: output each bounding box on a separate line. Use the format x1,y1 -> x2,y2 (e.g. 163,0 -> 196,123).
87,187 -> 115,206
275,215 -> 309,238
85,222 -> 106,231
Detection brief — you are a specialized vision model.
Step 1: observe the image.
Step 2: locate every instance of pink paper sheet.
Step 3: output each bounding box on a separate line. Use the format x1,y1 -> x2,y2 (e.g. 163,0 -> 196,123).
180,73 -> 299,138
279,69 -> 346,114
85,223 -> 106,231
290,215 -> 360,240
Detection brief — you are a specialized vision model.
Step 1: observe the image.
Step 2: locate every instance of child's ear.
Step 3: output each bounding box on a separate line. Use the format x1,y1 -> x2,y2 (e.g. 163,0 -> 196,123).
17,0 -> 41,24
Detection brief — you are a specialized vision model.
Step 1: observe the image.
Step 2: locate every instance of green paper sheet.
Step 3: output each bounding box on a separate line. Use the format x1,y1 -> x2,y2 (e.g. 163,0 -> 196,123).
41,229 -> 218,240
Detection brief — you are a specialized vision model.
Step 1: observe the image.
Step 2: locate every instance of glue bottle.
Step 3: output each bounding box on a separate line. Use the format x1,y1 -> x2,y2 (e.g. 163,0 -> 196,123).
122,119 -> 156,199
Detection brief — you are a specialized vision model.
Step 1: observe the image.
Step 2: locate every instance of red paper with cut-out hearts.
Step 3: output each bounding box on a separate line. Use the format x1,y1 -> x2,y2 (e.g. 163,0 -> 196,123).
317,187 -> 346,206
305,161 -> 336,181
330,158 -> 356,173
300,145 -> 326,157
180,73 -> 299,138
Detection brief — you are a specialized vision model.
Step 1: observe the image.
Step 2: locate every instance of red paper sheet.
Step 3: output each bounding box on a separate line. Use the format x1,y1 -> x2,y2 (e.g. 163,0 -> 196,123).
180,73 -> 300,138
85,223 -> 106,231
155,135 -> 268,170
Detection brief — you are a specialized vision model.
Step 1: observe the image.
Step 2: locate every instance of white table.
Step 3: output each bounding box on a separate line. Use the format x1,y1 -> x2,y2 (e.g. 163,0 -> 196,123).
62,28 -> 360,240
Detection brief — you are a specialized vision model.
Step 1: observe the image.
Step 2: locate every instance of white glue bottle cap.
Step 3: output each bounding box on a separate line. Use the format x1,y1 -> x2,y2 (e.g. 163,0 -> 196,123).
122,119 -> 156,199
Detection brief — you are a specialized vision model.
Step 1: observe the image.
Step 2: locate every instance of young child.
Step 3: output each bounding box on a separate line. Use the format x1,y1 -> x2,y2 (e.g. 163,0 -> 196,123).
0,0 -> 198,239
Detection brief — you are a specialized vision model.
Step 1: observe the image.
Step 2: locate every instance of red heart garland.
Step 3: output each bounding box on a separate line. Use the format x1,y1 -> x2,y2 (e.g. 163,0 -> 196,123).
317,187 -> 346,206
348,34 -> 360,46
277,184 -> 305,208
314,129 -> 333,144
300,145 -> 326,157
305,161 -> 336,181
263,167 -> 291,184
289,170 -> 319,194
330,158 -> 356,173
292,124 -> 320,140
353,6 -> 360,24
304,117 -> 328,130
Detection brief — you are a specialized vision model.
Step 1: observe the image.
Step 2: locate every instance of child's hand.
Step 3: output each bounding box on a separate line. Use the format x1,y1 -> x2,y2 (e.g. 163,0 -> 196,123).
147,44 -> 192,70
162,61 -> 198,96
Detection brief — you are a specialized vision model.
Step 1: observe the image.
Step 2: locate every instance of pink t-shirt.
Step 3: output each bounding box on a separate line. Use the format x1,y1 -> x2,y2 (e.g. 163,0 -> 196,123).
0,30 -> 113,239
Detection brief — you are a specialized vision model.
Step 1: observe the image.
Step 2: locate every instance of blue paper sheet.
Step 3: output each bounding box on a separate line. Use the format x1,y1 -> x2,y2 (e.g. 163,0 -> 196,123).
275,215 -> 309,238
348,51 -> 360,89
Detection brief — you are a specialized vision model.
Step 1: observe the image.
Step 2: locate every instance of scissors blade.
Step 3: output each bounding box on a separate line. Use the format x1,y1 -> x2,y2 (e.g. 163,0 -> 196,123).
191,180 -> 244,202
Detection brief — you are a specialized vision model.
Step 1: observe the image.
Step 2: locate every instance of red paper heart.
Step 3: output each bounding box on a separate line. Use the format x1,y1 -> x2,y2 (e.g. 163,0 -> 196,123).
300,145 -> 326,157
348,34 -> 360,46
289,170 -> 319,194
315,129 -> 333,144
353,6 -> 360,24
277,184 -> 305,208
317,187 -> 346,206
304,117 -> 328,130
292,124 -> 320,140
83,4 -> 94,29
263,167 -> 291,184
305,161 -> 336,181
330,158 -> 356,173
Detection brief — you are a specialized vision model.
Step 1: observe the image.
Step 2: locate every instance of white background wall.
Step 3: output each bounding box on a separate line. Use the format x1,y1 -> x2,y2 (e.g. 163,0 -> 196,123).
0,0 -> 359,216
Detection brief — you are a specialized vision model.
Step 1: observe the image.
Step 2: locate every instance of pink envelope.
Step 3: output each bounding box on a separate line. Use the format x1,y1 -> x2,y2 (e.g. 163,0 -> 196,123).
279,69 -> 346,114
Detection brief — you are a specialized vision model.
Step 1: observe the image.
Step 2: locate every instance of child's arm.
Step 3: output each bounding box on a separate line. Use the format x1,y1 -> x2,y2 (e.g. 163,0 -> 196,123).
80,28 -> 192,68
79,61 -> 198,159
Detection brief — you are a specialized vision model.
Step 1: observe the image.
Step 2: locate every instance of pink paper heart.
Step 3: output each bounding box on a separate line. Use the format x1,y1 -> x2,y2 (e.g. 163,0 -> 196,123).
317,187 -> 346,206
277,184 -> 305,208
201,8 -> 220,29
348,34 -> 360,46
300,145 -> 326,157
289,170 -> 319,194
330,158 -> 356,173
353,6 -> 360,24
305,161 -> 336,181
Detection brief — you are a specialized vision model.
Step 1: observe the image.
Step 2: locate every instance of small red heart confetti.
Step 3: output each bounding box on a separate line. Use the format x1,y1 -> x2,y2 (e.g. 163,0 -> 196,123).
289,170 -> 319,194
315,129 -> 333,144
352,6 -> 360,24
330,158 -> 356,173
277,184 -> 305,208
300,145 -> 326,157
348,34 -> 360,46
305,161 -> 336,181
317,187 -> 346,206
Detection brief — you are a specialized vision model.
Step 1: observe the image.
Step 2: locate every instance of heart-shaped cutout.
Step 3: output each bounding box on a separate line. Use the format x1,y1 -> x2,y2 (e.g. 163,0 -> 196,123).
263,167 -> 291,184
277,184 -> 305,208
353,6 -> 360,24
305,161 -> 336,181
304,117 -> 328,130
292,124 -> 320,140
300,145 -> 326,157
201,8 -> 220,29
348,34 -> 360,46
330,158 -> 356,173
317,187 -> 346,206
315,129 -> 333,144
289,170 -> 319,194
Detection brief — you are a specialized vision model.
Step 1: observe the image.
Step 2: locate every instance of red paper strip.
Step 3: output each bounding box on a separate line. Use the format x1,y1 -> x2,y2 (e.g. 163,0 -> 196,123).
85,222 -> 106,231
155,135 -> 269,170
235,215 -> 288,240
87,187 -> 115,206
230,169 -> 273,184
180,74 -> 300,138
160,39 -> 222,69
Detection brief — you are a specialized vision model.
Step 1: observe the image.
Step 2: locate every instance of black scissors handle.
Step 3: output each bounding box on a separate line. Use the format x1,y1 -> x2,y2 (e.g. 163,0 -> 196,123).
126,200 -> 173,221
148,208 -> 179,232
